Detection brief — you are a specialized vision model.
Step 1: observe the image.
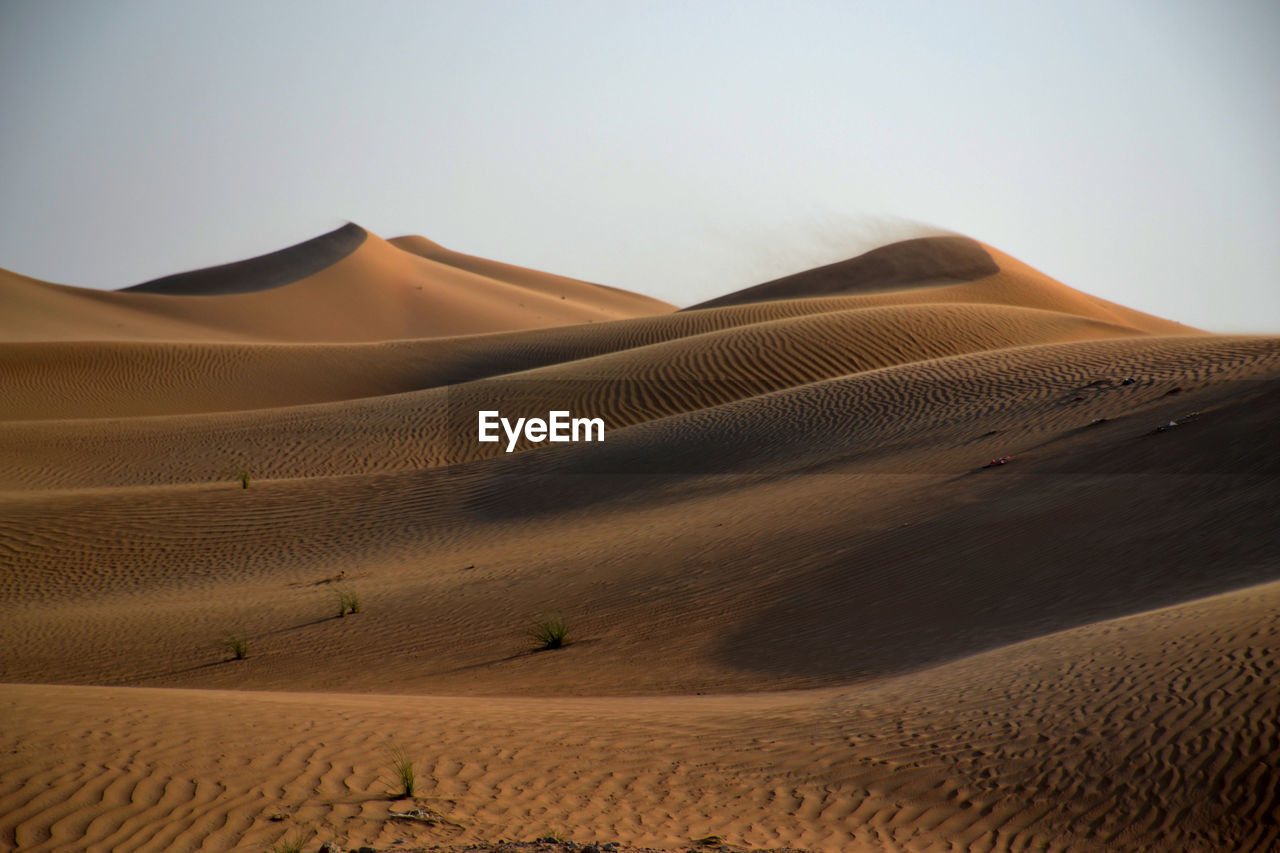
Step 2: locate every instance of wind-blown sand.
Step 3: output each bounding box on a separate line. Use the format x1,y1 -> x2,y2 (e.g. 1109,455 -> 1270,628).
1,231 -> 1276,852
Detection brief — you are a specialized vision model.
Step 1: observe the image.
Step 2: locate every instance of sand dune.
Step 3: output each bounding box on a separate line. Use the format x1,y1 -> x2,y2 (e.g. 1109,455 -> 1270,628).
0,230 -> 673,343
690,236 -> 1196,337
686,235 -> 1000,308
1,228 -> 1276,852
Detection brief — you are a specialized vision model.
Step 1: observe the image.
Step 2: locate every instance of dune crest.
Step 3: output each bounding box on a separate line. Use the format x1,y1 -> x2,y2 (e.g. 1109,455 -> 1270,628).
122,222 -> 369,295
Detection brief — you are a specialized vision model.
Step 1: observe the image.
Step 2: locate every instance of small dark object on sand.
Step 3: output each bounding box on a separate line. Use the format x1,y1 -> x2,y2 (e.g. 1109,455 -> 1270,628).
1151,411 -> 1201,434
1121,377 -> 1137,386
1165,386 -> 1183,395
983,456 -> 1013,468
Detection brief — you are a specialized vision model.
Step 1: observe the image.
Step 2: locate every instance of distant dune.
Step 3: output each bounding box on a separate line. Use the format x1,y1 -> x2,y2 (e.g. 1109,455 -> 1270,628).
1,226 -> 1276,852
0,226 -> 674,343
685,234 -> 1000,308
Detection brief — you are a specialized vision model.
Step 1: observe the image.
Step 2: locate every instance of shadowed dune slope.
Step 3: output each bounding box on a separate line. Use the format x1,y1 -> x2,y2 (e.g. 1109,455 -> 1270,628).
121,223 -> 369,295
1,231 -> 1277,852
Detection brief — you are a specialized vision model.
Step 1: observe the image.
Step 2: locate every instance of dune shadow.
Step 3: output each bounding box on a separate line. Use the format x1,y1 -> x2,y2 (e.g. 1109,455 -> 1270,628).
122,223 -> 367,295
718,464 -> 1280,682
434,638 -> 600,676
118,658 -> 228,685
257,615 -> 344,637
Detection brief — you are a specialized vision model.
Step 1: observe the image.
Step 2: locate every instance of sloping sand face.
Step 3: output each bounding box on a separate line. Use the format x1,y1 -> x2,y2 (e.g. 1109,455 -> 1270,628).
0,230 -> 1276,852
121,224 -> 371,295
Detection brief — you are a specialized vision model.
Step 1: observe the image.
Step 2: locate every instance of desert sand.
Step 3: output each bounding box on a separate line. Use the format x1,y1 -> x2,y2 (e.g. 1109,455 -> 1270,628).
1,229 -> 1276,852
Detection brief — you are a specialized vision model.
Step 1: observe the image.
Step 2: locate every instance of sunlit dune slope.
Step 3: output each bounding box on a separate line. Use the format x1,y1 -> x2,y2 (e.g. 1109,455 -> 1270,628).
0,228 -> 674,343
391,234 -> 669,316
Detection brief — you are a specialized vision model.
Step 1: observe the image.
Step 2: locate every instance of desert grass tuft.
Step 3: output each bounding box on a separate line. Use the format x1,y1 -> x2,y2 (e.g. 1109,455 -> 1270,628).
238,470 -> 250,489
389,745 -> 416,799
334,588 -> 360,617
529,613 -> 569,651
267,830 -> 311,853
220,632 -> 248,660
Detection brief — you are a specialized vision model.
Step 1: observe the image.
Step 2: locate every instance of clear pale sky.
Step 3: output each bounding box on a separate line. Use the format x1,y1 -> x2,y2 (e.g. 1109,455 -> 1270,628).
1,1 -> 1277,331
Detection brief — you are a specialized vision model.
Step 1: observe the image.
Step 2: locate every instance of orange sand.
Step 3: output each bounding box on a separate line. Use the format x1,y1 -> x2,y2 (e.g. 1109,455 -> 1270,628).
1,231 -> 1276,852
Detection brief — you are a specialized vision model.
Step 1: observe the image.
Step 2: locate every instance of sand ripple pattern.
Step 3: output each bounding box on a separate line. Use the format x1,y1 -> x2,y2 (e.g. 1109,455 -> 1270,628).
1,583 -> 1276,852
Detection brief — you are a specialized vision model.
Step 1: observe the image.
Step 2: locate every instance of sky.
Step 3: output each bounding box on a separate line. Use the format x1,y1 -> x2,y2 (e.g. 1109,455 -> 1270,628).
1,0 -> 1277,332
